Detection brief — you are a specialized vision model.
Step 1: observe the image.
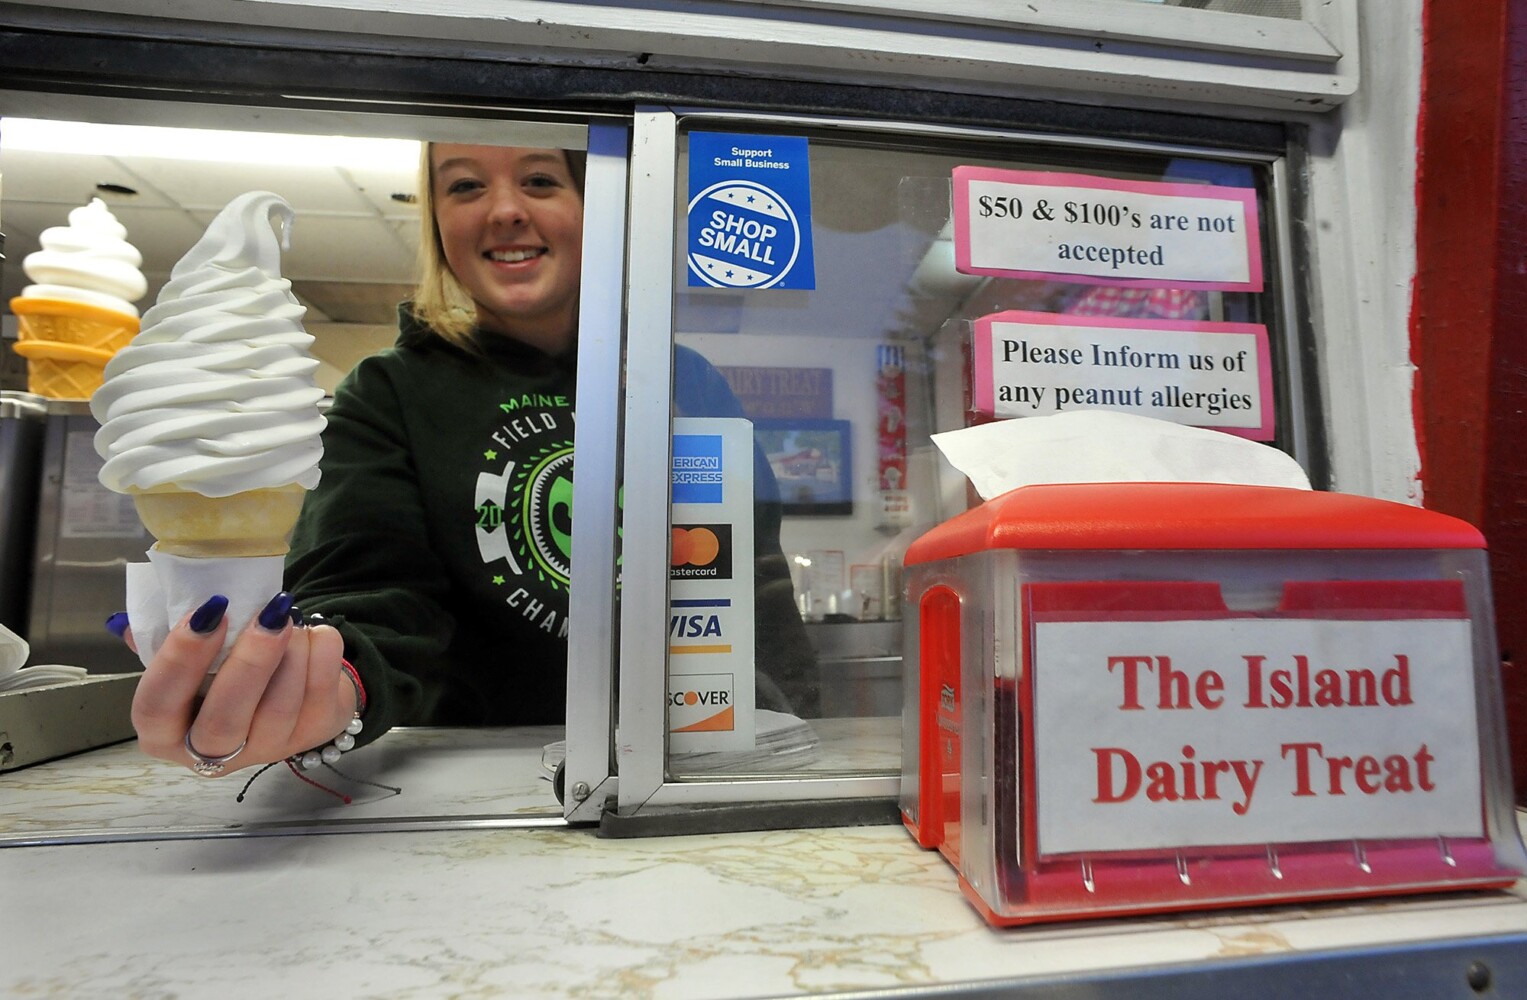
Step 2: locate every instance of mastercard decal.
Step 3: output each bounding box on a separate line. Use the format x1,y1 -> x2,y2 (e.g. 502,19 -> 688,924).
670,523 -> 734,581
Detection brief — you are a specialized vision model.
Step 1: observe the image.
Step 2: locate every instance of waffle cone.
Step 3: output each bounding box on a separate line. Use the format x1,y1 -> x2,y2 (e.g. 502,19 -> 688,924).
9,297 -> 139,399
11,339 -> 117,398
129,484 -> 307,558
11,296 -> 139,348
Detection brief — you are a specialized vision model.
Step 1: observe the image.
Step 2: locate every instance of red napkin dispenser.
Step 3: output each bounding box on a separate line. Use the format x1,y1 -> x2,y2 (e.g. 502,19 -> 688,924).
900,482 -> 1526,926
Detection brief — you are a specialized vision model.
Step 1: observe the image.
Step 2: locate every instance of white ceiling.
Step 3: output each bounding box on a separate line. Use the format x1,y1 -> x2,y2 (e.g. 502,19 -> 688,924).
0,142 -> 421,325
0,120 -> 973,345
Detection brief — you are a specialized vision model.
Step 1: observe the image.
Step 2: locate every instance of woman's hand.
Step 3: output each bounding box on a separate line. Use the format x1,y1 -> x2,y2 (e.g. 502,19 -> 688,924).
126,592 -> 356,777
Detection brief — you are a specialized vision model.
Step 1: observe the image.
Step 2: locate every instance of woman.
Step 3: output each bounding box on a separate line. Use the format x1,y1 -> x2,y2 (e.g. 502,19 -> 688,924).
130,143 -> 814,778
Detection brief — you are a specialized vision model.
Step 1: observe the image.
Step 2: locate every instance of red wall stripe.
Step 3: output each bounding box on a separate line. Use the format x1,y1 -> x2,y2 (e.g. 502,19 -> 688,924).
1414,0 -> 1526,800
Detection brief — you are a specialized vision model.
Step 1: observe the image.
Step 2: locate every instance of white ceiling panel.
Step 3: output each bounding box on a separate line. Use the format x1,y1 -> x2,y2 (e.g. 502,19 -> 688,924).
2,123 -> 423,324
0,148 -> 176,208
1,116 -> 959,337
387,217 -> 422,250
135,158 -> 381,214
342,163 -> 423,219
179,210 -> 415,285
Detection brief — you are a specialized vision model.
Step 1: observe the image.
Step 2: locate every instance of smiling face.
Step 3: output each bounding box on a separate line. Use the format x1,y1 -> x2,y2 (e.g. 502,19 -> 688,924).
429,144 -> 584,355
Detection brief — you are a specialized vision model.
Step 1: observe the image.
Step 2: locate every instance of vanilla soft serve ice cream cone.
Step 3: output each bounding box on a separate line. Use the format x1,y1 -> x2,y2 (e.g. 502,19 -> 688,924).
90,191 -> 326,667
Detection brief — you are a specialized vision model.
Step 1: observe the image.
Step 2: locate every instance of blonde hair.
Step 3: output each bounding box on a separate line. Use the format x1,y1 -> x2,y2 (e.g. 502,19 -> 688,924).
410,142 -> 587,352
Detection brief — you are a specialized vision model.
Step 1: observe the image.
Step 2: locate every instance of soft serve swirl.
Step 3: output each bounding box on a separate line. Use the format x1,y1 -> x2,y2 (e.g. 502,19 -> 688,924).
93,191 -> 326,498
21,197 -> 148,317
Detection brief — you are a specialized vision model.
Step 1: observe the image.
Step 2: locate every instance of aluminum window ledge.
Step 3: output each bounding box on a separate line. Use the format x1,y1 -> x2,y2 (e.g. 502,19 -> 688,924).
715,0 -> 1345,63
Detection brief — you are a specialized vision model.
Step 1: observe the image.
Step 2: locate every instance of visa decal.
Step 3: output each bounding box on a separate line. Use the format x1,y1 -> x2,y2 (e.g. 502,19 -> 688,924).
670,599 -> 733,655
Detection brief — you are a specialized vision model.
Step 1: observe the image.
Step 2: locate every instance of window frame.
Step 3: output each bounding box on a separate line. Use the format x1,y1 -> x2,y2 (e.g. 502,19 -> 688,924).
15,0 -> 1359,115
604,106 -> 1311,821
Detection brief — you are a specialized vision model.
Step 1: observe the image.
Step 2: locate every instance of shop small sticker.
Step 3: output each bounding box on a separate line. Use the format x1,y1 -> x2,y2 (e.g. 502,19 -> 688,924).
688,133 -> 816,290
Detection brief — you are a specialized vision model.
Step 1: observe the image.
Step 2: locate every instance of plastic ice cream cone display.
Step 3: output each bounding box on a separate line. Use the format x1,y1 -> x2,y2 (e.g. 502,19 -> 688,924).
10,298 -> 139,398
129,484 -> 308,558
91,191 -> 326,670
10,198 -> 147,399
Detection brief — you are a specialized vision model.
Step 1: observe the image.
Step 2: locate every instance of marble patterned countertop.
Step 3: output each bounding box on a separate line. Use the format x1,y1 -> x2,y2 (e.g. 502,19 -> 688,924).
5,728 -> 1526,998
0,727 -> 570,843
0,720 -> 899,843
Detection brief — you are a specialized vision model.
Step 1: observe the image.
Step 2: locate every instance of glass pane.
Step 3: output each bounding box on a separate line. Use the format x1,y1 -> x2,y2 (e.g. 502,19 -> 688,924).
0,110 -> 601,840
667,122 -> 1289,782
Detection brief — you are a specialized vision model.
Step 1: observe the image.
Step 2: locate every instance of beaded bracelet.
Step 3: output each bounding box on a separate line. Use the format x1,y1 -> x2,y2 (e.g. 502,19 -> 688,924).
297,659 -> 366,771
237,659 -> 399,805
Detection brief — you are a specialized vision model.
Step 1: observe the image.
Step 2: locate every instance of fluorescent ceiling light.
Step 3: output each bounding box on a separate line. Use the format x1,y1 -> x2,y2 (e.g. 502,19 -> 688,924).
0,117 -> 421,172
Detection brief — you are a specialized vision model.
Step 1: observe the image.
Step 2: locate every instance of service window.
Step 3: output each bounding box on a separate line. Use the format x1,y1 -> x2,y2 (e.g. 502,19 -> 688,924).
604,109 -> 1310,817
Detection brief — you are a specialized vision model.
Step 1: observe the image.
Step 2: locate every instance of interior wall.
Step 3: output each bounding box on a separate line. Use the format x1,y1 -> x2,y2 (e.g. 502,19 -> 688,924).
308,323 -> 398,394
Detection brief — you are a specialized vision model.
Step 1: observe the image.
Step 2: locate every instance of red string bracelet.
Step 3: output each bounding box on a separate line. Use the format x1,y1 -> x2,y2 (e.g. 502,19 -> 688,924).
339,658 -> 367,713
284,758 -> 352,803
235,657 -> 399,805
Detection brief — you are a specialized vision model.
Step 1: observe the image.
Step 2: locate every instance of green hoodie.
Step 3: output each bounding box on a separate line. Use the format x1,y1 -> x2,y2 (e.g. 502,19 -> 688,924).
286,307 -> 816,745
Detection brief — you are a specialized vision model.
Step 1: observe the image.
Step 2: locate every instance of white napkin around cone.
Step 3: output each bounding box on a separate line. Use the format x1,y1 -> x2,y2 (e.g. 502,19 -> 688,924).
125,549 -> 286,670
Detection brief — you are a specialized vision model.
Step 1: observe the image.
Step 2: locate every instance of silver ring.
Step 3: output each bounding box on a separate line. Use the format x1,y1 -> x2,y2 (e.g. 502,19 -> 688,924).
184,731 -> 247,777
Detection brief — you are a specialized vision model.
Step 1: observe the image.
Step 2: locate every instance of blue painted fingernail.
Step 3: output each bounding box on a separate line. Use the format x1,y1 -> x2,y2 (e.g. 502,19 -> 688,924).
189,595 -> 229,634
105,612 -> 130,638
258,592 -> 295,631
288,605 -> 304,627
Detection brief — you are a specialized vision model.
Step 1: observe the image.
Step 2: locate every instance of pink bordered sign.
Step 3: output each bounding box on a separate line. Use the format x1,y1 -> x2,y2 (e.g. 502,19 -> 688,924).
952,166 -> 1264,292
971,309 -> 1276,440
1024,580 -> 1483,858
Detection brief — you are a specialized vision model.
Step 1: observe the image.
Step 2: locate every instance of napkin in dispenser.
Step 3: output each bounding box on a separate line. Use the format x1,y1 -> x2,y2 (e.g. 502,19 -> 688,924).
0,621 -> 138,771
931,408 -> 1310,499
0,621 -> 87,692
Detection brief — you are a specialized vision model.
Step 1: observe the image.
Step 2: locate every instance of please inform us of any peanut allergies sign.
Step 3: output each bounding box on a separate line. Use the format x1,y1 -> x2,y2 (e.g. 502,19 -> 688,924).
971,310 -> 1276,440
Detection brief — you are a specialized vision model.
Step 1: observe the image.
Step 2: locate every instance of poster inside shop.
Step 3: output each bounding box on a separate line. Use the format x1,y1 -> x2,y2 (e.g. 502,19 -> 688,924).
687,132 -> 817,290
1027,580 -> 1483,855
971,310 -> 1275,440
951,165 -> 1263,291
669,417 -> 757,752
876,344 -> 912,529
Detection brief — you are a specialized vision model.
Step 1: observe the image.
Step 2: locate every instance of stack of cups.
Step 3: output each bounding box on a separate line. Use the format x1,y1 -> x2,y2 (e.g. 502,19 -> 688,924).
7,197 -> 146,400
10,298 -> 139,399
